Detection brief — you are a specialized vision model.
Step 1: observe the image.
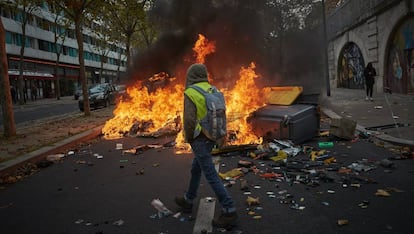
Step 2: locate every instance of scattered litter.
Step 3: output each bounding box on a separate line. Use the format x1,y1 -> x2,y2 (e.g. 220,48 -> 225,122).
112,219 -> 124,226
67,151 -> 75,155
74,219 -> 84,224
116,143 -> 123,150
290,203 -> 305,210
240,179 -> 249,190
318,142 -> 334,148
136,168 -> 145,175
93,153 -> 103,159
151,199 -> 173,218
246,196 -> 260,206
219,168 -> 243,179
375,189 -> 391,197
374,106 -> 383,109
337,219 -> 349,226
173,212 -> 181,218
46,154 -> 65,162
358,200 -> 369,209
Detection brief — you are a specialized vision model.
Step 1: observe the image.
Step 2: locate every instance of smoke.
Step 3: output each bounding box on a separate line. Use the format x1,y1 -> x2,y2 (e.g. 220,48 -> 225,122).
131,0 -> 266,80
131,0 -> 325,92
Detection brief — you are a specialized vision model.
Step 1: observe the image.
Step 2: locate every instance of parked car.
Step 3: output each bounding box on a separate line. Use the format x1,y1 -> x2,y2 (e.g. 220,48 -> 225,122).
114,84 -> 126,95
78,83 -> 116,111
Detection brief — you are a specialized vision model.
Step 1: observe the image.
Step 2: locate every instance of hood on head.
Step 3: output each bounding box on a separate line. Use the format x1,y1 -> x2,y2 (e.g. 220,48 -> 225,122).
186,63 -> 208,87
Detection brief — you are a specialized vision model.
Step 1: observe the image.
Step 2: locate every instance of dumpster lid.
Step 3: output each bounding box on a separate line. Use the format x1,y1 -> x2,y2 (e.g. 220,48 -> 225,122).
263,86 -> 303,105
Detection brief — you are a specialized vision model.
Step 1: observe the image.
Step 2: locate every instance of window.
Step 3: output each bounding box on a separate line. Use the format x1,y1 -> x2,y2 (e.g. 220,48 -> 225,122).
11,33 -> 22,46
5,31 -> 12,44
27,14 -> 35,26
62,46 -> 68,55
38,39 -> 49,51
67,29 -> 75,39
68,47 -> 78,57
25,37 -> 35,48
1,8 -> 11,18
13,9 -> 23,22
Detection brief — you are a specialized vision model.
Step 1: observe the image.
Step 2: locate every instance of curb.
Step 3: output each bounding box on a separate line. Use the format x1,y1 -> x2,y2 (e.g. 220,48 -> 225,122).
321,107 -> 414,149
0,125 -> 103,177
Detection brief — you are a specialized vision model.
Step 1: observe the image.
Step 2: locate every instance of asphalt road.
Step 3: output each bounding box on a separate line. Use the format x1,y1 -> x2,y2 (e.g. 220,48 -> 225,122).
0,100 -> 79,126
1,135 -> 413,234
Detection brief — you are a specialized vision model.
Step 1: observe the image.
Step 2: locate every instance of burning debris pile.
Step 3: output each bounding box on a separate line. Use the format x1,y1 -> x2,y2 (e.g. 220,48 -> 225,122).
102,34 -> 267,149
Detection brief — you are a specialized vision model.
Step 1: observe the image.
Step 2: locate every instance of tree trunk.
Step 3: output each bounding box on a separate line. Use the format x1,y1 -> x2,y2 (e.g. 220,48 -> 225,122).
0,18 -> 16,137
100,58 -> 103,83
55,53 -> 61,100
126,35 -> 131,72
18,30 -> 26,105
75,18 -> 90,116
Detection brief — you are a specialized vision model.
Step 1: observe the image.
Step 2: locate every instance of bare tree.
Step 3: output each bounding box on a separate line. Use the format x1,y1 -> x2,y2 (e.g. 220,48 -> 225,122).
0,18 -> 16,138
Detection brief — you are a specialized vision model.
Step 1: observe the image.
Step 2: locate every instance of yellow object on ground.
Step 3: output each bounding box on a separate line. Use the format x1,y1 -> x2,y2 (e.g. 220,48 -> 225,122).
246,196 -> 260,206
219,168 -> 243,179
270,150 -> 288,162
263,86 -> 303,105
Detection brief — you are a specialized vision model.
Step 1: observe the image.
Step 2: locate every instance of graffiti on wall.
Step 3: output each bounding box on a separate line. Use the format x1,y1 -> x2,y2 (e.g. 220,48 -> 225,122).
337,42 -> 365,89
386,16 -> 414,94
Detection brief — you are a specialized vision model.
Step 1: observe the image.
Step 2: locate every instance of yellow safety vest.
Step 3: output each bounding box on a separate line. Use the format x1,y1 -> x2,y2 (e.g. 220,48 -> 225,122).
184,82 -> 211,138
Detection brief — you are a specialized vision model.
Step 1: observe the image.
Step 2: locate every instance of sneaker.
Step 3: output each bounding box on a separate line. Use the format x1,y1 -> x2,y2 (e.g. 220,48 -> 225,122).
174,197 -> 193,213
365,97 -> 369,101
370,97 -> 373,101
212,211 -> 238,229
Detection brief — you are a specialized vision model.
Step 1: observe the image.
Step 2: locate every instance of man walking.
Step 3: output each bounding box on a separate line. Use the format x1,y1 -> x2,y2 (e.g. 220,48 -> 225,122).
175,63 -> 238,229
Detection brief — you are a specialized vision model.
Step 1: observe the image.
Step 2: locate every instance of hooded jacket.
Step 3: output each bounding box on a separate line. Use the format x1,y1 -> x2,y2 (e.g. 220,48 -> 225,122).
183,63 -> 209,143
364,63 -> 376,86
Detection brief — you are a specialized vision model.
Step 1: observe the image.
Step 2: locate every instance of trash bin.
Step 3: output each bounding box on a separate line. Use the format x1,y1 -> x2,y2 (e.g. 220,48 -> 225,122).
247,104 -> 320,144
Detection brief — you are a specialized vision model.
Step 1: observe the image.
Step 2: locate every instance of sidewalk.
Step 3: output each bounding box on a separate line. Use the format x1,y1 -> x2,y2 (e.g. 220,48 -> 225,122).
320,87 -> 414,148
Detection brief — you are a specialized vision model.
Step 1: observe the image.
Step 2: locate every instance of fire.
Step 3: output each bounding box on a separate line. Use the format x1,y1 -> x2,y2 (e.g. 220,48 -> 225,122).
102,34 -> 266,150
193,34 -> 215,63
102,77 -> 184,138
224,62 -> 264,145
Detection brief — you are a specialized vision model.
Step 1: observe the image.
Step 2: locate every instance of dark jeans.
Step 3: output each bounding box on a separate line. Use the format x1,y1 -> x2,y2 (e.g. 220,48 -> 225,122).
185,134 -> 235,212
366,84 -> 373,97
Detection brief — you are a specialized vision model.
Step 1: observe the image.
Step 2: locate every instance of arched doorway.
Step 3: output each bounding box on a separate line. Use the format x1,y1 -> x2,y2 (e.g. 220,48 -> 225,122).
385,15 -> 414,94
337,42 -> 365,89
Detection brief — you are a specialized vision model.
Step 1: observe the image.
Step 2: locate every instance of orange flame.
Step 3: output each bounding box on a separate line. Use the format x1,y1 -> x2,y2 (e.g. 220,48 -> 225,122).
102,34 -> 265,151
224,62 -> 264,145
193,34 -> 215,63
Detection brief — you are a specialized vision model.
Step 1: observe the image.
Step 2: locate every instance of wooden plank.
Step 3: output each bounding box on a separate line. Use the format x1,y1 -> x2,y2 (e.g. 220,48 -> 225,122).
193,163 -> 219,234
193,197 -> 216,234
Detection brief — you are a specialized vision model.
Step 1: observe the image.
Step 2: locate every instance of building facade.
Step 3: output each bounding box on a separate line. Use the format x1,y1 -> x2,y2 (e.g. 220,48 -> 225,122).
327,0 -> 414,95
1,2 -> 127,99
